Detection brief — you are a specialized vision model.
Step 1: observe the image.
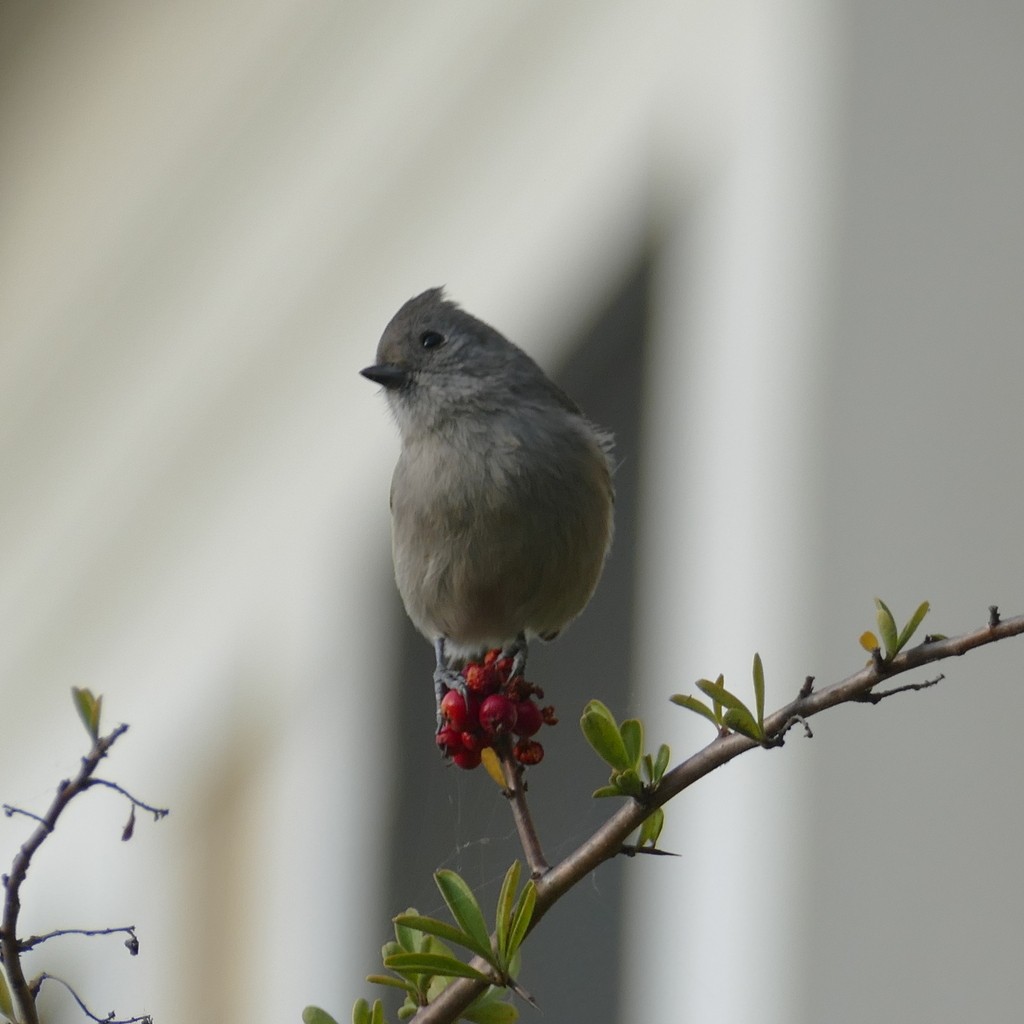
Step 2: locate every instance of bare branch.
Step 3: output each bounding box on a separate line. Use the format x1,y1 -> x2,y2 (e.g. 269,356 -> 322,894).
497,745 -> 549,878
33,972 -> 152,1024
19,925 -> 139,954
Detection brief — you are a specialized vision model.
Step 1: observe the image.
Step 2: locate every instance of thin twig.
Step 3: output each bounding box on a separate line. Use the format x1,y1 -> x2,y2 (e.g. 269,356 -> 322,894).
33,972 -> 152,1024
1,725 -> 131,1024
86,779 -> 170,821
410,610 -> 1024,1024
855,673 -> 945,704
497,744 -> 549,877
19,925 -> 139,954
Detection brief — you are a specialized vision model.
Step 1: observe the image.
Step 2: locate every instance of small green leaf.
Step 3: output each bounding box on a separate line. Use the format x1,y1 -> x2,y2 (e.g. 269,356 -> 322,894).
302,1007 -> 340,1024
0,969 -> 16,1023
619,719 -> 643,769
669,694 -> 720,730
591,784 -> 623,798
71,687 -> 102,741
637,807 -> 665,848
495,862 -> 521,964
393,914 -> 476,955
752,653 -> 765,727
462,997 -> 519,1024
722,706 -> 763,741
382,953 -> 492,983
875,598 -> 899,659
612,768 -> 644,798
653,743 -> 670,782
696,679 -> 752,717
366,974 -> 414,993
505,880 -> 536,963
580,700 -> 631,771
897,600 -> 930,652
394,909 -> 425,952
434,870 -> 493,963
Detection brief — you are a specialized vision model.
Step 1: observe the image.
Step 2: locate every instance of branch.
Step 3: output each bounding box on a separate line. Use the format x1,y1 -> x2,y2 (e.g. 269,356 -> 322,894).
33,972 -> 152,1024
497,745 -> 549,877
409,611 -> 1024,1023
2,725 -> 129,1024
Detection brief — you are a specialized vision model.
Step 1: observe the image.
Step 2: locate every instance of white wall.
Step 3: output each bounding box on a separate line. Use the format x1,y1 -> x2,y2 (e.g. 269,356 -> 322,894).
1,2 -> 1022,1023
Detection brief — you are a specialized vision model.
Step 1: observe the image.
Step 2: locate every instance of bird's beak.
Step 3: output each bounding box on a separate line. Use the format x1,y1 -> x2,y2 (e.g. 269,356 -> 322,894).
360,363 -> 410,390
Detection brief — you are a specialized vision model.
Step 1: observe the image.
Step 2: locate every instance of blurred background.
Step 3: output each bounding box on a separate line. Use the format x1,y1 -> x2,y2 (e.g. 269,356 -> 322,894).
2,2 -> 1023,1022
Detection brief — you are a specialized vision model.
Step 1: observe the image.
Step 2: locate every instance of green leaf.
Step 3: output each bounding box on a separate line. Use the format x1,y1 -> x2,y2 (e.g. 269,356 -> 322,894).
505,880 -> 536,963
71,686 -> 102,741
669,694 -> 720,730
696,679 -> 753,717
619,719 -> 643,769
434,870 -> 494,962
875,598 -> 899,659
591,784 -> 623,798
302,1007 -> 340,1024
752,653 -> 765,727
653,743 -> 670,782
382,953 -> 492,983
580,700 -> 631,771
722,706 -> 763,742
0,969 -> 15,1023
637,807 -> 665,848
366,974 -> 414,993
897,600 -> 930,652
611,768 -> 644,798
462,998 -> 519,1024
494,861 -> 521,964
394,909 -> 426,952
393,914 -> 477,956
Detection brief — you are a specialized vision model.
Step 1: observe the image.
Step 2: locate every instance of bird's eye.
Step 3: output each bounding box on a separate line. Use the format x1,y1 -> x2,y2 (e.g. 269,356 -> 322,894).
419,330 -> 445,349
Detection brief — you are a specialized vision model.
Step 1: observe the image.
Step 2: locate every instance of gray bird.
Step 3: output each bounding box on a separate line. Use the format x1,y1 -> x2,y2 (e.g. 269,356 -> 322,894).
361,288 -> 614,722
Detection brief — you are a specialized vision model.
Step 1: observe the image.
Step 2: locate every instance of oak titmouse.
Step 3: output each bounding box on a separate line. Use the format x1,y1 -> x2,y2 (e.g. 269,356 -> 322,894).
361,288 -> 614,718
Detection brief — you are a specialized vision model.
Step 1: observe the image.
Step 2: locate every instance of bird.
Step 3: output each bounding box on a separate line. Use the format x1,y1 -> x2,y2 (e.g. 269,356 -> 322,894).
361,288 -> 614,722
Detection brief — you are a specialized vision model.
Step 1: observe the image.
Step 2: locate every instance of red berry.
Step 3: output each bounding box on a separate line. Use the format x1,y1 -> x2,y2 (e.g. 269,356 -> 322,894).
436,727 -> 463,755
439,689 -> 469,730
483,649 -> 501,665
513,739 -> 544,765
479,694 -> 518,737
452,748 -> 482,770
513,700 -> 543,737
460,730 -> 483,753
464,662 -> 499,695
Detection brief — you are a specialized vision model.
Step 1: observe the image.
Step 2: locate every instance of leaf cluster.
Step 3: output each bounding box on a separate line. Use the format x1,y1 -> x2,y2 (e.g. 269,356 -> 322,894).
307,863 -> 536,1024
859,599 -> 932,662
670,654 -> 768,743
579,700 -> 670,848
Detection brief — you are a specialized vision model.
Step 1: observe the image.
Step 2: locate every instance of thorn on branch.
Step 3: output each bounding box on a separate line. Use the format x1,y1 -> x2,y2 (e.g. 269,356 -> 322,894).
856,673 -> 945,705
617,844 -> 681,859
798,676 -> 815,699
989,605 -> 1001,628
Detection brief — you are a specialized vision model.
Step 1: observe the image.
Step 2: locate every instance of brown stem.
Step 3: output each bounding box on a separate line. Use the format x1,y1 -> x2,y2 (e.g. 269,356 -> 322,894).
497,745 -> 549,877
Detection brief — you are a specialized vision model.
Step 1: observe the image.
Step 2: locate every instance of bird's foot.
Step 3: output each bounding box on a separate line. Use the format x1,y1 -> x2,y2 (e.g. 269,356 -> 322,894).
433,666 -> 467,731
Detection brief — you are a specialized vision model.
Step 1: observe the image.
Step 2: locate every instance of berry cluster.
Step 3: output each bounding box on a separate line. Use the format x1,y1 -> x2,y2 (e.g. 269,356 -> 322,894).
436,650 -> 557,769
